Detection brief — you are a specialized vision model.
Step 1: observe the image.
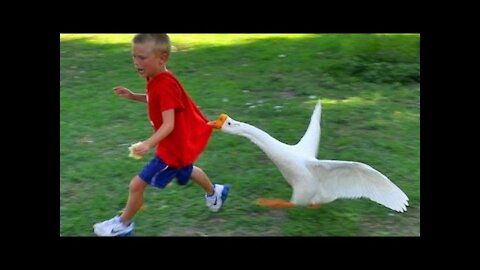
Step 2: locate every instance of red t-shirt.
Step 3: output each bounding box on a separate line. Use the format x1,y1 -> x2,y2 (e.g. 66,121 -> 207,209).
146,71 -> 213,168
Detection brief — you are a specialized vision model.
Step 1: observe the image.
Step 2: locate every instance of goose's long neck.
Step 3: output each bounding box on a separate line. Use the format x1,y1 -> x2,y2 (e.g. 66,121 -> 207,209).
238,122 -> 287,159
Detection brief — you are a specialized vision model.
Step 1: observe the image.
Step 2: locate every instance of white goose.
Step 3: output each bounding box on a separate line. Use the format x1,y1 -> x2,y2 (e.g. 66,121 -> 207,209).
209,101 -> 409,212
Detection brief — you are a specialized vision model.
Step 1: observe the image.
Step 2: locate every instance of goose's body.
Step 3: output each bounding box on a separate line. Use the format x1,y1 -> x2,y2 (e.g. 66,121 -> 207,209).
209,101 -> 409,212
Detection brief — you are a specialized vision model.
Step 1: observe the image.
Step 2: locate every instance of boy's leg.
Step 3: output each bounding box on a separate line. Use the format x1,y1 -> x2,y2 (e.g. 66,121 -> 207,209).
120,175 -> 148,224
191,166 -> 214,195
93,156 -> 171,236
93,175 -> 145,236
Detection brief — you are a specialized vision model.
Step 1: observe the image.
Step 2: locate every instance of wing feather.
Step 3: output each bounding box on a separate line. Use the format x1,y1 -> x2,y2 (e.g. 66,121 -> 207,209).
307,160 -> 409,212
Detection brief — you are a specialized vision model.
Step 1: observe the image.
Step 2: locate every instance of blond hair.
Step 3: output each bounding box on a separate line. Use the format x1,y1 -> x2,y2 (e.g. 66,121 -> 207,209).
133,34 -> 171,56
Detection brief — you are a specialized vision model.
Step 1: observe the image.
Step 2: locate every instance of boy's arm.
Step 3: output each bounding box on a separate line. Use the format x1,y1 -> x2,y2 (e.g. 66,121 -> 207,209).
113,86 -> 147,103
129,93 -> 147,103
133,109 -> 175,155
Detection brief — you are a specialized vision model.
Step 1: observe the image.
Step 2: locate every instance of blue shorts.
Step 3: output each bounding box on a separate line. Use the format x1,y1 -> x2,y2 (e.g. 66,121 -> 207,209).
138,156 -> 193,189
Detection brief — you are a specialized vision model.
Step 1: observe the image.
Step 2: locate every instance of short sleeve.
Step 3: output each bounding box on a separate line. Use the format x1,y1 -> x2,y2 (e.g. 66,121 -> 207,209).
158,80 -> 185,112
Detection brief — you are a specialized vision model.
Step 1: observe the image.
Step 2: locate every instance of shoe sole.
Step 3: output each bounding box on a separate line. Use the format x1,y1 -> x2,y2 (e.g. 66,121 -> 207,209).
93,221 -> 135,237
118,231 -> 133,237
93,230 -> 134,237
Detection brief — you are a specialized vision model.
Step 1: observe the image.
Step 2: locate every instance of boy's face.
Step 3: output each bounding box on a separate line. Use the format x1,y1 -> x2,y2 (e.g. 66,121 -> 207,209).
132,41 -> 167,78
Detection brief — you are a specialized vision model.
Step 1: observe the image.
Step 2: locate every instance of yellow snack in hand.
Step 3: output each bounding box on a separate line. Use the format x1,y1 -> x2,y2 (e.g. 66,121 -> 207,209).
128,141 -> 143,160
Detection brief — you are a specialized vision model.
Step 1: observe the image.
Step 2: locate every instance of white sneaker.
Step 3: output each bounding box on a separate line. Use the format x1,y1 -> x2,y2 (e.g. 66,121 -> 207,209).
93,215 -> 134,236
205,184 -> 230,212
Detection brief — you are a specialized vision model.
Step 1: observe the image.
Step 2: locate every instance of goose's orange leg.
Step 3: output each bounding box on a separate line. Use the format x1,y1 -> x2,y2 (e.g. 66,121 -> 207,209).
256,198 -> 294,208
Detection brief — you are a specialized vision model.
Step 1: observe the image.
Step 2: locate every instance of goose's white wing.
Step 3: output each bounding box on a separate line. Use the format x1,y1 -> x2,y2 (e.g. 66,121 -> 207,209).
307,160 -> 409,212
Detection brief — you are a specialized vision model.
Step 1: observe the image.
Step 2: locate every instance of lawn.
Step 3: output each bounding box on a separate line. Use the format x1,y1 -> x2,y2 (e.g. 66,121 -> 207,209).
60,34 -> 420,236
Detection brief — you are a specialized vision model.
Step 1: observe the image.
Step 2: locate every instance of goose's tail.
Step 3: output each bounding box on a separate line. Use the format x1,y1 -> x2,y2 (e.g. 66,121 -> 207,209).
294,100 -> 322,157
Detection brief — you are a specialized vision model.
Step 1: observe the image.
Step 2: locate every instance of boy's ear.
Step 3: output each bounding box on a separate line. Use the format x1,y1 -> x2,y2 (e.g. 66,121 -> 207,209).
158,52 -> 169,63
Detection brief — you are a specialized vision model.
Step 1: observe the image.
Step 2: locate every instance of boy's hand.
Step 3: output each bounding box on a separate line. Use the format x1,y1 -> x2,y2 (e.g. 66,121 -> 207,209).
132,141 -> 150,156
128,141 -> 149,160
113,86 -> 133,99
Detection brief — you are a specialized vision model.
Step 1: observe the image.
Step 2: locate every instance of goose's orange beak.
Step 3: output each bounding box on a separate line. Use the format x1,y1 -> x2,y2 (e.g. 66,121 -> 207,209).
208,113 -> 228,129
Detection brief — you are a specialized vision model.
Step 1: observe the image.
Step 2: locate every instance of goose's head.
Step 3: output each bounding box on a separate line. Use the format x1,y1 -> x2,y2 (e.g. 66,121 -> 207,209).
208,113 -> 242,135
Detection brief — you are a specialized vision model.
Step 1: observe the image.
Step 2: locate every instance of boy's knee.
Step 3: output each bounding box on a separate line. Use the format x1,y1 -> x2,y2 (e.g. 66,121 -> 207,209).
189,167 -> 198,181
129,176 -> 146,193
193,166 -> 203,174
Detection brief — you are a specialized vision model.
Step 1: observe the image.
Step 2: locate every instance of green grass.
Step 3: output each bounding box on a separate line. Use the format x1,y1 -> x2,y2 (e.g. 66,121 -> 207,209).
60,34 -> 420,236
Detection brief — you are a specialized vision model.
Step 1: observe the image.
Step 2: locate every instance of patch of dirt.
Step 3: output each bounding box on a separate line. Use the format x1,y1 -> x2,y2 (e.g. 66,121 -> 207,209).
270,73 -> 284,82
78,137 -> 94,144
278,89 -> 296,99
358,204 -> 420,236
